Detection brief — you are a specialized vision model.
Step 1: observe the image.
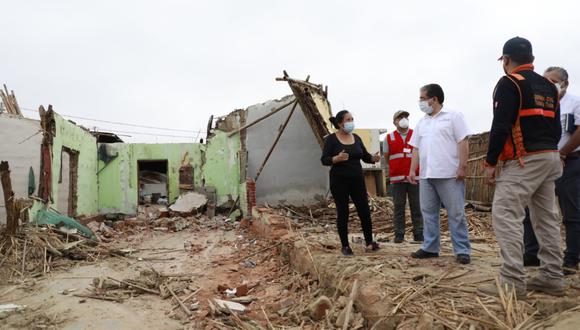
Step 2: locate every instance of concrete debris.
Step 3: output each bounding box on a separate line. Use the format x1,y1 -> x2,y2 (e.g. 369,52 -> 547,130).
308,295 -> 332,321
169,192 -> 207,213
230,296 -> 257,304
212,299 -> 246,313
0,304 -> 27,315
243,259 -> 257,268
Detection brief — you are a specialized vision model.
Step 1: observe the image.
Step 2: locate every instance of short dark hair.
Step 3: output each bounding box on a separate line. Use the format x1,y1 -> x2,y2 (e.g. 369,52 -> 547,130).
545,66 -> 569,81
508,53 -> 534,65
329,110 -> 349,129
421,84 -> 445,104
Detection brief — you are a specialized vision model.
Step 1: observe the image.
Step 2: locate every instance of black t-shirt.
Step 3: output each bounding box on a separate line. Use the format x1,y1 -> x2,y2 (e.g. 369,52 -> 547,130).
321,133 -> 375,177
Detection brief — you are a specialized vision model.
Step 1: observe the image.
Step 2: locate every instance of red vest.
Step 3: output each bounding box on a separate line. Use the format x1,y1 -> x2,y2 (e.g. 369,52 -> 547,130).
386,130 -> 417,183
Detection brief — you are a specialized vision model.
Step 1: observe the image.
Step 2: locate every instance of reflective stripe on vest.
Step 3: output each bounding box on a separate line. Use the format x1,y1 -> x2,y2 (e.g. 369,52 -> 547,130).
389,153 -> 412,160
389,153 -> 404,160
519,108 -> 556,118
390,175 -> 406,182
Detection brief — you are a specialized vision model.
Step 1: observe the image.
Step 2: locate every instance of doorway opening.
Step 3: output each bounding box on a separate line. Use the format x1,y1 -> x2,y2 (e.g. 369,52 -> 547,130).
138,160 -> 168,205
57,147 -> 79,216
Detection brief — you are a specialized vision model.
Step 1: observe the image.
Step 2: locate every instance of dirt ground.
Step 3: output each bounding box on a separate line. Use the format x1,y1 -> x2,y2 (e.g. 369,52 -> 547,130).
1,199 -> 580,329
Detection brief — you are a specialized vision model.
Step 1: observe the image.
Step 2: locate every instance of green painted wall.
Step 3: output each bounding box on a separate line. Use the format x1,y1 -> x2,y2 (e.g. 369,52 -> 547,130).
97,131 -> 245,215
51,114 -> 99,216
203,131 -> 242,207
97,143 -> 203,214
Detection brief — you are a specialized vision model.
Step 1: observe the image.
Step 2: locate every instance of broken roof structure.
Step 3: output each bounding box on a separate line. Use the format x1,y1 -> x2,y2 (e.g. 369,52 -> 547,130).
0,74 -> 342,227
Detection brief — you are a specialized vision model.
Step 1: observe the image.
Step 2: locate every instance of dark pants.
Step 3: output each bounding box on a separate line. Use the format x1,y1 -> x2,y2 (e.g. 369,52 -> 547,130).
524,157 -> 580,265
330,174 -> 374,247
392,182 -> 423,236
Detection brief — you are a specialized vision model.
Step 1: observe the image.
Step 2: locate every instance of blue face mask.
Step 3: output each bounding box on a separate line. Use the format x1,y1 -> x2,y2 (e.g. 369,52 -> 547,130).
342,122 -> 355,133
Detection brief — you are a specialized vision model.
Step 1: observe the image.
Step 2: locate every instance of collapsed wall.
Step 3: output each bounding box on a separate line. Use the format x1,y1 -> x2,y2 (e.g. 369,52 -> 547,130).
244,95 -> 329,206
0,114 -> 42,224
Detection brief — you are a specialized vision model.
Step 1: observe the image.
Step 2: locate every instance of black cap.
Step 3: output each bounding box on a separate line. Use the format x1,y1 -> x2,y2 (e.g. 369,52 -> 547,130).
498,36 -> 533,60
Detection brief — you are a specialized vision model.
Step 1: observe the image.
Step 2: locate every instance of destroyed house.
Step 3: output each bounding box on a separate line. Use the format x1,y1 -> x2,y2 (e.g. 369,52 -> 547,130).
1,75 -> 388,230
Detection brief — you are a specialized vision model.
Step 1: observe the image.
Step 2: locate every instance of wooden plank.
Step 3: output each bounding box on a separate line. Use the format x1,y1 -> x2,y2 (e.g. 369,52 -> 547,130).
254,100 -> 299,182
0,161 -> 17,234
227,98 -> 295,137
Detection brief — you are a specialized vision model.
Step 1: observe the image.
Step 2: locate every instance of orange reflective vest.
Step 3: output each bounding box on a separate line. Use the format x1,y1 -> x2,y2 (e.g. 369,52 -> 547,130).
497,64 -> 560,166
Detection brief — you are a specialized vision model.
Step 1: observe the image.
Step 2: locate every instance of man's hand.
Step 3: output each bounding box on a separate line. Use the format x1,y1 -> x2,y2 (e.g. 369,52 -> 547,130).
333,150 -> 349,163
456,165 -> 467,181
485,167 -> 496,185
372,152 -> 381,163
408,173 -> 418,185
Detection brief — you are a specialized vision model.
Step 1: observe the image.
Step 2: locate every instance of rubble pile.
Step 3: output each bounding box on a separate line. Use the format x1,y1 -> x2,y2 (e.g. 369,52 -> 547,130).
74,269 -> 200,318
278,197 -> 495,243
0,226 -> 104,281
190,231 -> 371,330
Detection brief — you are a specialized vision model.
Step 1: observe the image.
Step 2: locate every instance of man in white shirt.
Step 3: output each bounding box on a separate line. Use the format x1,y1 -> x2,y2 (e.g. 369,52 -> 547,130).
523,66 -> 580,275
408,83 -> 471,264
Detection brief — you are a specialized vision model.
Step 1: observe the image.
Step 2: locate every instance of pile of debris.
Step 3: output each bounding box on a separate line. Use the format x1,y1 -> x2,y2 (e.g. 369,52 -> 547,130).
0,226 -> 103,281
73,269 -> 200,319
277,196 -> 495,243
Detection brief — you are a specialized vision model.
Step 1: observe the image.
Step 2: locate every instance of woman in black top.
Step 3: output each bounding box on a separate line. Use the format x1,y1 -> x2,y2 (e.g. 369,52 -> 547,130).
321,110 -> 381,256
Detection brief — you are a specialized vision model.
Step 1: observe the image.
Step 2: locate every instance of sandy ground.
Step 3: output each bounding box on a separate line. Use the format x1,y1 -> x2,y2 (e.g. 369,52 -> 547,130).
2,205 -> 580,329
0,229 -> 240,329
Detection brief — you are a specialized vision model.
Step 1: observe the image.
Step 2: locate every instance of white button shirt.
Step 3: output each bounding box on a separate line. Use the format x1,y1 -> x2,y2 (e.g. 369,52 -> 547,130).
558,92 -> 580,152
409,108 -> 470,179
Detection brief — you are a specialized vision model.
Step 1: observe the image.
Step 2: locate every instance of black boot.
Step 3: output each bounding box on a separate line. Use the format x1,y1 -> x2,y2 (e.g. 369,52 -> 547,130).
411,249 -> 439,259
341,246 -> 354,257
563,262 -> 578,276
366,242 -> 380,252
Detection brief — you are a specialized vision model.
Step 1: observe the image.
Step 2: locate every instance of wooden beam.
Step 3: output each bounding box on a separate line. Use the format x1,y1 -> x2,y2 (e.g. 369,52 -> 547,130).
0,161 -> 17,235
254,100 -> 299,182
227,98 -> 295,137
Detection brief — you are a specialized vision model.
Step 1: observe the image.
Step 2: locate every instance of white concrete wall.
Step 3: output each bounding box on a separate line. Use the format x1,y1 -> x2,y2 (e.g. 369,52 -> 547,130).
245,95 -> 329,206
0,114 -> 42,224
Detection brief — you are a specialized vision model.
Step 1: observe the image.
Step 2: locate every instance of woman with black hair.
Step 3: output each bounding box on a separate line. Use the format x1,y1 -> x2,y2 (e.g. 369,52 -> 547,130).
321,110 -> 381,256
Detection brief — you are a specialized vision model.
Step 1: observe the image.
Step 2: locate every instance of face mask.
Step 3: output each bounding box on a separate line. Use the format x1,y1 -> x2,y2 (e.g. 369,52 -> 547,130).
556,83 -> 562,94
419,100 -> 434,115
398,118 -> 409,129
342,122 -> 355,133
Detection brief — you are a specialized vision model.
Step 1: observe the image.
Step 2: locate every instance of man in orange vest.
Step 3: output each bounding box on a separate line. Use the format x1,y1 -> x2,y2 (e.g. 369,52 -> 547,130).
479,37 -> 563,298
385,110 -> 423,243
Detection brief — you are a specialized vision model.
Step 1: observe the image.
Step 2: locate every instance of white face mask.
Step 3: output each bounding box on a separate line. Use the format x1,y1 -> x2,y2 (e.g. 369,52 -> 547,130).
419,100 -> 434,115
398,118 -> 409,129
342,121 -> 355,133
556,83 -> 562,94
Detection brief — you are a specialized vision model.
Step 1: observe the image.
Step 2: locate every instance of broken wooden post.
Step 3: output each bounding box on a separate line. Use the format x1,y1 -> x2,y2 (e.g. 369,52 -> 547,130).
227,98 -> 296,137
0,161 -> 17,234
254,100 -> 299,182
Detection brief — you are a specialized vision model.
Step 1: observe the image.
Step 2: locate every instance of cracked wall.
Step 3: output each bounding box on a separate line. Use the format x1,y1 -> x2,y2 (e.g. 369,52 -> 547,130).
45,112 -> 99,217
0,114 -> 42,223
97,143 -> 204,214
244,95 -> 329,205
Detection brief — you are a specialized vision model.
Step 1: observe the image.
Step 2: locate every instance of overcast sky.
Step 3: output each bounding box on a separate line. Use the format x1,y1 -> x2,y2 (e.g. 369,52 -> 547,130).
2,0 -> 579,143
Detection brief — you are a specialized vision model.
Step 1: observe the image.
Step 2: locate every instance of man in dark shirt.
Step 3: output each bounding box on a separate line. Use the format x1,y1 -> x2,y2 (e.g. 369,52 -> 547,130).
478,37 -> 564,299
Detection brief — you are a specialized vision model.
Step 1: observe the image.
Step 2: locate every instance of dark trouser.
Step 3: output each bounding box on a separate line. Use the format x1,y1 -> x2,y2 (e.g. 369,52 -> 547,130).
523,208 -> 539,259
330,174 -> 374,247
392,182 -> 423,236
524,157 -> 580,265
